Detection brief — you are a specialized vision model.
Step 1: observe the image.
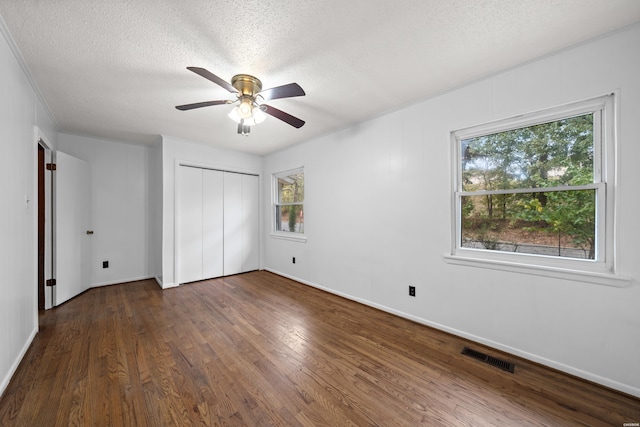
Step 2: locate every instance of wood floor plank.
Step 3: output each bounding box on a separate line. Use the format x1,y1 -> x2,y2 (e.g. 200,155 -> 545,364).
1,271 -> 638,426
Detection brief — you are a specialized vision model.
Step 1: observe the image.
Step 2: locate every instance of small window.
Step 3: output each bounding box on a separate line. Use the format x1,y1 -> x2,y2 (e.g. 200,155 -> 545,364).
273,168 -> 304,234
450,94 -> 616,278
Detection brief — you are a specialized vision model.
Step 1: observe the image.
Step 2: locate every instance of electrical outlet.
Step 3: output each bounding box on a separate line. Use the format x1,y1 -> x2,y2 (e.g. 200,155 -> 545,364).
409,285 -> 416,297
103,261 -> 109,269
292,257 -> 296,264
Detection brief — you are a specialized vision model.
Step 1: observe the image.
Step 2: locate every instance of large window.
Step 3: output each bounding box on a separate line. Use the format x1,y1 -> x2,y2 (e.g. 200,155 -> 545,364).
273,167 -> 304,234
450,95 -> 619,282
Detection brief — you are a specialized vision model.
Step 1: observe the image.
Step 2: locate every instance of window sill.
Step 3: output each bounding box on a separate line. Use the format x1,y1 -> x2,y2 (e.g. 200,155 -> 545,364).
270,232 -> 307,243
443,254 -> 631,287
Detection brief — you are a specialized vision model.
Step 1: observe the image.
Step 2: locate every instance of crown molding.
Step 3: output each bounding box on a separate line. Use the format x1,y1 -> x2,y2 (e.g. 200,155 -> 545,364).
0,14 -> 58,128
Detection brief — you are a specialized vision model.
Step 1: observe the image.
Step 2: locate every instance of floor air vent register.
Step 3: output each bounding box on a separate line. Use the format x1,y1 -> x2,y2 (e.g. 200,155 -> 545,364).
461,347 -> 515,373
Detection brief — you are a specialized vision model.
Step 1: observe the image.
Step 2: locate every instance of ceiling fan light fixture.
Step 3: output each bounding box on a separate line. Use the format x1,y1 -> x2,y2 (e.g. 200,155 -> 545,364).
228,101 -> 266,126
177,67 -> 305,133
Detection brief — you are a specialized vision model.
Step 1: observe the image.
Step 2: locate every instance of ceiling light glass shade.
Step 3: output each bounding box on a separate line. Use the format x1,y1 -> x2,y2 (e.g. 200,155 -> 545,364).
228,107 -> 242,123
252,106 -> 266,124
228,103 -> 267,126
238,99 -> 253,119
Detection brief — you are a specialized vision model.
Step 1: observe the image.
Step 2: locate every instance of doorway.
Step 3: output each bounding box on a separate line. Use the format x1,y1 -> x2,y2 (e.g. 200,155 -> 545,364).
37,137 -> 54,310
37,144 -> 45,310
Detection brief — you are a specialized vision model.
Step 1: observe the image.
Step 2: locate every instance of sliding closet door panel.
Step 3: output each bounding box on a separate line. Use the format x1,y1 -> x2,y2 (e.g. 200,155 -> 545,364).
202,169 -> 224,279
178,166 -> 259,282
242,174 -> 260,272
223,172 -> 243,276
177,166 -> 203,284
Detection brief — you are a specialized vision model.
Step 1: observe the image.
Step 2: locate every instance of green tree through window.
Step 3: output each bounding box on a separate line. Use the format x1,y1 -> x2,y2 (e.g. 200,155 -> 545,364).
274,169 -> 304,233
456,107 -> 604,260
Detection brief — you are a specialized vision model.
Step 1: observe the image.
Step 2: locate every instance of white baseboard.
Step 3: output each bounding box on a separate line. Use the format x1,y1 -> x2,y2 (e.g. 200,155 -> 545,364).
90,276 -> 153,288
91,276 -> 181,290
0,327 -> 37,399
160,280 -> 178,289
264,268 -> 640,399
153,274 -> 178,289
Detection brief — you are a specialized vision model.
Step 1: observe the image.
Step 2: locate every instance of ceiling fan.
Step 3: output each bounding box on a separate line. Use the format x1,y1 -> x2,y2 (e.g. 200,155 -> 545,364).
176,67 -> 305,135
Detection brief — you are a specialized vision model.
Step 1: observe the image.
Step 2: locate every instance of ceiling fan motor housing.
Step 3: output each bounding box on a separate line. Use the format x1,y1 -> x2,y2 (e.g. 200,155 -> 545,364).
231,74 -> 262,96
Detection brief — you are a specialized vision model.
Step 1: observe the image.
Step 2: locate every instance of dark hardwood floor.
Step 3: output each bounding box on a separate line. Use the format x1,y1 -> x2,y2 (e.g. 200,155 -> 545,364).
1,271 -> 638,426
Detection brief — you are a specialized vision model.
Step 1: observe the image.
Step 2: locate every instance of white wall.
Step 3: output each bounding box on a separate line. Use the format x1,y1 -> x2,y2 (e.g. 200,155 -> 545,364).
57,133 -> 152,286
263,25 -> 640,397
158,135 -> 263,288
0,21 -> 57,395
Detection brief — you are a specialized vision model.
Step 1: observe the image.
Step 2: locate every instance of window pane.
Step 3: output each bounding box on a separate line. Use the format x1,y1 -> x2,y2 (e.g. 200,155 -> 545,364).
278,172 -> 304,203
276,204 -> 304,233
462,114 -> 594,191
461,190 -> 596,259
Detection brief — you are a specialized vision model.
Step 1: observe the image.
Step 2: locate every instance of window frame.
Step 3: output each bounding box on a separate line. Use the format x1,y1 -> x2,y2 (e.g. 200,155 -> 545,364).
271,166 -> 306,242
446,94 -> 629,287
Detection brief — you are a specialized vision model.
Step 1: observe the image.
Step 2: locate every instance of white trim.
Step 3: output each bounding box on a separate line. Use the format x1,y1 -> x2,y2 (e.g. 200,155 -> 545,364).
264,268 -> 639,398
273,166 -> 305,179
154,275 -> 177,289
173,159 -> 181,287
178,161 -> 260,177
0,328 -> 37,398
453,95 -> 611,141
90,276 -> 154,288
269,232 -> 308,243
450,94 -> 616,278
605,90 -> 619,275
32,129 -> 39,319
443,254 -> 630,287
34,128 -> 55,310
0,15 -> 58,128
272,166 -> 305,236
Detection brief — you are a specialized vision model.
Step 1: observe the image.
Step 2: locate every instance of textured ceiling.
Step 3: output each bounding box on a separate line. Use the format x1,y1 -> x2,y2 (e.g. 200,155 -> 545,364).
1,1 -> 640,155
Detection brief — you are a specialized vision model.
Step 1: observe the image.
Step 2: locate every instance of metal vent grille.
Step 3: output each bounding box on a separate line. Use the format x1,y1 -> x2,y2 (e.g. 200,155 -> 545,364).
461,347 -> 515,373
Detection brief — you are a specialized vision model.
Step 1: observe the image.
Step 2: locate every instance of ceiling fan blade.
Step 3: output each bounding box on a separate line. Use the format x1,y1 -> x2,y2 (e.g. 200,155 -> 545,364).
259,83 -> 305,101
186,67 -> 237,93
262,105 -> 305,128
175,100 -> 230,111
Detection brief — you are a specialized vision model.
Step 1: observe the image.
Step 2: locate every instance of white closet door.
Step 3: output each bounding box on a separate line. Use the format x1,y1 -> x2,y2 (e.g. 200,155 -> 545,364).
178,167 -> 259,283
223,172 -> 243,275
242,174 -> 260,272
202,169 -> 224,279
177,166 -> 203,284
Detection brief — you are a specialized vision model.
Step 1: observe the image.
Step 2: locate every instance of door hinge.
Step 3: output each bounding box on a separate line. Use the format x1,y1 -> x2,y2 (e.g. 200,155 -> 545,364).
46,163 -> 57,171
46,278 -> 56,287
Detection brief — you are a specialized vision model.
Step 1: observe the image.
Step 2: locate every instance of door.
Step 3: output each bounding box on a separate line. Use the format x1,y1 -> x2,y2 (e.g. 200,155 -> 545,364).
177,167 -> 225,284
37,145 -> 45,310
202,169 -> 224,279
177,166 -> 203,284
55,151 -> 91,305
223,172 -> 243,276
176,166 -> 259,284
224,172 -> 259,275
